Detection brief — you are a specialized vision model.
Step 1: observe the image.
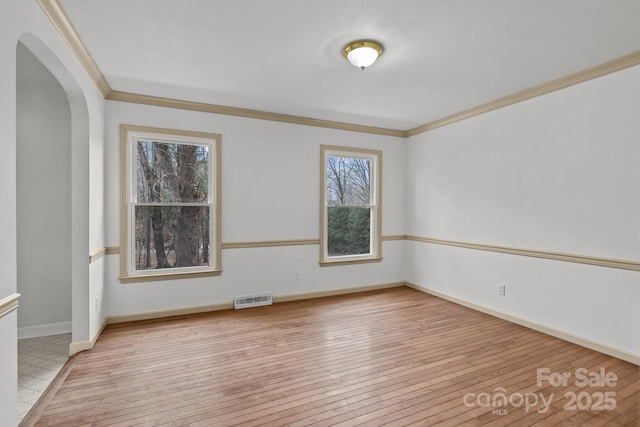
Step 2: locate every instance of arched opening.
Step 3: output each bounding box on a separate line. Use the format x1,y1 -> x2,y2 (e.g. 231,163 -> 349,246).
16,41 -> 72,339
15,34 -> 90,421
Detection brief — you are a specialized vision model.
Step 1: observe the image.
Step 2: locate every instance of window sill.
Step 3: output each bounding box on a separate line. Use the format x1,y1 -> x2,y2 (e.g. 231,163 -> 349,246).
119,269 -> 222,284
319,257 -> 382,267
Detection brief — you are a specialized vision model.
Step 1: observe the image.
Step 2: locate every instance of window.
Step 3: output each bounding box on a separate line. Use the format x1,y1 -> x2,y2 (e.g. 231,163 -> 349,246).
320,145 -> 382,265
120,125 -> 221,282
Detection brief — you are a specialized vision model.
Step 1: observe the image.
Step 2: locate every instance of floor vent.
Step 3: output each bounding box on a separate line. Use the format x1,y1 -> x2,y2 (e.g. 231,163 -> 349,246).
234,294 -> 273,310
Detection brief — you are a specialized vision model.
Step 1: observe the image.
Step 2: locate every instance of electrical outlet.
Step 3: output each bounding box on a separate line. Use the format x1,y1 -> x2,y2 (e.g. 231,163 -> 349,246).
294,271 -> 301,282
497,284 -> 506,296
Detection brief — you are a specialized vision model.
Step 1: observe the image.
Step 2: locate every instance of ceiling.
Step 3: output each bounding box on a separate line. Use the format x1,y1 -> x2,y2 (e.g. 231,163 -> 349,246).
58,0 -> 640,131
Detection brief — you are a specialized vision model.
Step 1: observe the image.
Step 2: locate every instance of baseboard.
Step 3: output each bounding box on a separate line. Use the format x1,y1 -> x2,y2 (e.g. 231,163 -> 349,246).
105,282 -> 404,325
66,281 -> 639,367
92,318 -> 108,347
106,302 -> 234,324
18,321 -> 71,340
406,282 -> 640,366
68,340 -> 92,356
68,318 -> 109,356
273,282 -> 405,303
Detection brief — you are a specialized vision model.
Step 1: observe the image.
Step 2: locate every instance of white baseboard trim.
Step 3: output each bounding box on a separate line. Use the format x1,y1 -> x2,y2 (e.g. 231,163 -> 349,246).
63,282 -> 639,367
68,317 -> 110,356
105,282 -> 404,325
273,282 -> 405,304
18,321 -> 71,340
93,318 -> 108,347
69,340 -> 92,356
406,282 -> 640,366
107,302 -> 234,324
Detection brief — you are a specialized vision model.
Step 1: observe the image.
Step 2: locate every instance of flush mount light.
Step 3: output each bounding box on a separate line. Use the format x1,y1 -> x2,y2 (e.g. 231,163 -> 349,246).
342,40 -> 384,70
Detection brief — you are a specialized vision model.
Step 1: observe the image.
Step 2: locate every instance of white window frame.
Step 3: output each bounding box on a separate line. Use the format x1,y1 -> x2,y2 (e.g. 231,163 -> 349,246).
119,124 -> 222,282
320,145 -> 382,266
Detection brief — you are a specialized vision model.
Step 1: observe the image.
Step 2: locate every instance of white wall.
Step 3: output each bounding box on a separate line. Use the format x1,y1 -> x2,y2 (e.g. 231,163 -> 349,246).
0,1 -> 23,423
1,1 -> 106,424
406,65 -> 640,357
104,101 -> 406,316
16,42 -> 72,337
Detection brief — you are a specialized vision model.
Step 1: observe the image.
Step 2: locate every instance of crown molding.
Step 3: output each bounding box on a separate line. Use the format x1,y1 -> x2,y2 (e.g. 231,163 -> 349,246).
38,0 -> 640,138
407,50 -> 640,137
36,0 -> 111,97
106,91 -> 407,137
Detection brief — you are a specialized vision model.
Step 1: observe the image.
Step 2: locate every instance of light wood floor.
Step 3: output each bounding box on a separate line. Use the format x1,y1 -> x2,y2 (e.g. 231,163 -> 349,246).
24,287 -> 638,426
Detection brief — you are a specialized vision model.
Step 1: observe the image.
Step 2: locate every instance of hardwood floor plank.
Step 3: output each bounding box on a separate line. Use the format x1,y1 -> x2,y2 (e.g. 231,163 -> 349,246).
29,287 -> 638,426
315,347 -> 590,427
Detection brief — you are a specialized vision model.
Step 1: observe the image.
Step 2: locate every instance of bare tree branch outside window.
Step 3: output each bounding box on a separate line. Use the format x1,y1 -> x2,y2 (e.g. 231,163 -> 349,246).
134,140 -> 210,270
326,156 -> 372,256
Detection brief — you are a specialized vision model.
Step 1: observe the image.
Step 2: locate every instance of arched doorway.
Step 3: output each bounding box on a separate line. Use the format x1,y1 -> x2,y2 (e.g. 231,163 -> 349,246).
15,34 -> 90,421
16,41 -> 72,341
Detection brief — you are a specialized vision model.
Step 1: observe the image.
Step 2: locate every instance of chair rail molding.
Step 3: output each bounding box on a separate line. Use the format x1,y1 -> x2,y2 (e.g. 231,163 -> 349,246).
406,235 -> 640,271
0,293 -> 20,318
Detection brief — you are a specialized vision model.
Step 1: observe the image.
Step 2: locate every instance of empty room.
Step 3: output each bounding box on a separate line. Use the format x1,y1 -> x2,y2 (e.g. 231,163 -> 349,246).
1,1 -> 639,426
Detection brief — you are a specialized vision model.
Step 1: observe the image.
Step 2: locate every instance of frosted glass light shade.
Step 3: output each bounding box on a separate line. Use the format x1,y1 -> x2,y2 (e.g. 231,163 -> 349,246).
347,47 -> 379,69
342,40 -> 383,70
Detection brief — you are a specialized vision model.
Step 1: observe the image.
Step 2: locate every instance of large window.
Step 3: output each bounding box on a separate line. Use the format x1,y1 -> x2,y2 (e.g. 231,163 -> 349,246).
120,125 -> 221,282
320,145 -> 382,265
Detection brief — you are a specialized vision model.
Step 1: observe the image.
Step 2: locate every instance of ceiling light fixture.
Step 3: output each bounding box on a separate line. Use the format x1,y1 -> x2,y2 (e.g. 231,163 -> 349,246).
342,40 -> 383,70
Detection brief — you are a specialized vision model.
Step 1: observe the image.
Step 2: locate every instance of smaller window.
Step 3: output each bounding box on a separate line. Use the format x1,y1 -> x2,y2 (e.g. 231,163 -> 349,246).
320,145 -> 382,265
120,125 -> 221,282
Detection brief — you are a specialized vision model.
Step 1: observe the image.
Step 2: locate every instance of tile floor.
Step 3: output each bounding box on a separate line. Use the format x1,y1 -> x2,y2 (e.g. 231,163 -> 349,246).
17,334 -> 70,422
